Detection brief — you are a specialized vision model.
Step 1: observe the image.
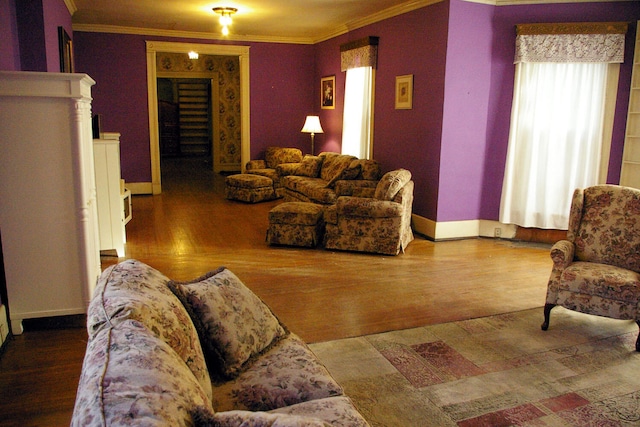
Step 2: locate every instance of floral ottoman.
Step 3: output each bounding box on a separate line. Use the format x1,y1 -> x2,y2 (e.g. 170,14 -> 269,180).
267,202 -> 325,247
225,173 -> 277,203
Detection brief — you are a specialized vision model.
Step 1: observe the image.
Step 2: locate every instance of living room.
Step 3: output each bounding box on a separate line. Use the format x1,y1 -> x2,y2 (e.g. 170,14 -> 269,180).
2,0 -> 640,425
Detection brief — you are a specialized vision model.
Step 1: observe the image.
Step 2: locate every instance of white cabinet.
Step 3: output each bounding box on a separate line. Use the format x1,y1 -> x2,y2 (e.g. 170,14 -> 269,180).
0,71 -> 101,334
94,133 -> 126,257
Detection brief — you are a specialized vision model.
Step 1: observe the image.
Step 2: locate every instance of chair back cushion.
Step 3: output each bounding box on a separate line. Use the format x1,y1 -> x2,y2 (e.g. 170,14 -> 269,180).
574,185 -> 640,273
374,169 -> 412,201
265,147 -> 303,168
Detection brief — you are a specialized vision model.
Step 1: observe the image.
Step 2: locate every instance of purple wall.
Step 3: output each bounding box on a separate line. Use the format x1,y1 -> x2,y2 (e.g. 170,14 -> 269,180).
439,0 -> 495,222
42,0 -> 72,72
0,0 -> 20,71
12,0 -> 71,72
73,33 -> 315,182
314,4 -> 450,220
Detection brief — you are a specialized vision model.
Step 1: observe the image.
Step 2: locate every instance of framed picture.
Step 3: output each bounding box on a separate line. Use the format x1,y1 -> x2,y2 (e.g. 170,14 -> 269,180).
321,75 -> 335,109
58,27 -> 74,73
395,74 -> 413,110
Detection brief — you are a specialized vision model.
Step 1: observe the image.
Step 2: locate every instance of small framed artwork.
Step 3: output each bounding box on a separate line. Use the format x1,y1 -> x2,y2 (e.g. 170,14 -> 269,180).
321,75 -> 335,109
395,74 -> 413,110
58,27 -> 74,73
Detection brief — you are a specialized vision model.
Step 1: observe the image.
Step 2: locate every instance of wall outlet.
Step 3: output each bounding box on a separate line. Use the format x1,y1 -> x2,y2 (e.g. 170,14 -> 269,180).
494,227 -> 502,238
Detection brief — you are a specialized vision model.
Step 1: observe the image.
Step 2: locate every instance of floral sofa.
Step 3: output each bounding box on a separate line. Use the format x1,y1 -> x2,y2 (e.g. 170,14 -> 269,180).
245,147 -> 304,198
324,169 -> 415,255
281,152 -> 382,205
71,259 -> 370,426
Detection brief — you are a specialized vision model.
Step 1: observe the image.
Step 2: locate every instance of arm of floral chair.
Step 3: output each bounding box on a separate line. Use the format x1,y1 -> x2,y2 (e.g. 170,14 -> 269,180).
336,197 -> 403,218
246,160 -> 266,170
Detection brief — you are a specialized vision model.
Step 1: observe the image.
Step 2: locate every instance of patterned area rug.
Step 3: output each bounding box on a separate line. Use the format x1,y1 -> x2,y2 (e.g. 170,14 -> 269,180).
309,307 -> 640,426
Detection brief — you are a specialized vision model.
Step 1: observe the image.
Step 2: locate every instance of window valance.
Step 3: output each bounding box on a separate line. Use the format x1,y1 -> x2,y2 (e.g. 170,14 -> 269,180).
340,36 -> 379,71
514,22 -> 627,64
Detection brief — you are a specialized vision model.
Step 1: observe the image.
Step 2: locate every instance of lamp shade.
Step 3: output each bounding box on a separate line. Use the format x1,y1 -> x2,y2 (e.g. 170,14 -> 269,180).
301,116 -> 324,134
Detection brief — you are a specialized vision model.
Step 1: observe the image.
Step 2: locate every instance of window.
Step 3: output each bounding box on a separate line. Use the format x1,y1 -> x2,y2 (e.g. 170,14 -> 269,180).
499,23 -> 626,229
342,66 -> 374,159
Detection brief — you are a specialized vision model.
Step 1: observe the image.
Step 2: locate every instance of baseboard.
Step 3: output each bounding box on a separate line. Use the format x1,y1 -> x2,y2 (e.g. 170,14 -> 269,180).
126,182 -> 153,195
412,215 -> 517,241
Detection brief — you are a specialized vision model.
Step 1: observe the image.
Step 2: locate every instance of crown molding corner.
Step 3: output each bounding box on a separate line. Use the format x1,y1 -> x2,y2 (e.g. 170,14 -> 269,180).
64,0 -> 77,16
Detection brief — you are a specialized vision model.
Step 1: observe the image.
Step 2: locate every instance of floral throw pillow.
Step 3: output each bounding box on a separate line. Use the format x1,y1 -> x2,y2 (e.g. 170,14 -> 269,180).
295,155 -> 323,177
169,268 -> 288,380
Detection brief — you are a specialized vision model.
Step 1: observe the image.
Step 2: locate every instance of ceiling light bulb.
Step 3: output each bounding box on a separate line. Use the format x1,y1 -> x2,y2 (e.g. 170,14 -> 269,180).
220,15 -> 232,27
222,25 -> 230,36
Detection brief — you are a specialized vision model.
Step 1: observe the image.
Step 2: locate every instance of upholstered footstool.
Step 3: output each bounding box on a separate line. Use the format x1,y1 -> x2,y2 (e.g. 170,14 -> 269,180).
225,174 -> 276,203
267,202 -> 325,247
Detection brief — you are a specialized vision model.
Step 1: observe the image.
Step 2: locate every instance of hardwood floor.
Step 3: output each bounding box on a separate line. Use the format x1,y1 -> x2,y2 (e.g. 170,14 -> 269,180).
0,157 -> 556,426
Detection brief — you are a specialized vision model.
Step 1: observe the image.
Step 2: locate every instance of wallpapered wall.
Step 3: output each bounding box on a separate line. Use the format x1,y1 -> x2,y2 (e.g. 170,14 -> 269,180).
156,52 -> 241,167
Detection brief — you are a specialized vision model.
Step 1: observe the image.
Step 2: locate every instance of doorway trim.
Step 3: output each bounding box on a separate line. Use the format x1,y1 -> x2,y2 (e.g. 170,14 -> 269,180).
146,41 -> 250,194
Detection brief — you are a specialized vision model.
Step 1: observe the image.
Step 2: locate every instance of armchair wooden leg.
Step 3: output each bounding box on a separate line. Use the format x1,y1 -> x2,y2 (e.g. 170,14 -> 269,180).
541,303 -> 555,331
636,321 -> 640,352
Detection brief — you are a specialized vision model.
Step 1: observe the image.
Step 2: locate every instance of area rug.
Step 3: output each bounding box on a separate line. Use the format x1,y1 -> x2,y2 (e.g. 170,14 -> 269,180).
309,307 -> 640,426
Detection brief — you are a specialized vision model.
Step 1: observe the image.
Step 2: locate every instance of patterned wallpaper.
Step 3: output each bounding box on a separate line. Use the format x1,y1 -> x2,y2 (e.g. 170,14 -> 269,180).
156,52 -> 241,167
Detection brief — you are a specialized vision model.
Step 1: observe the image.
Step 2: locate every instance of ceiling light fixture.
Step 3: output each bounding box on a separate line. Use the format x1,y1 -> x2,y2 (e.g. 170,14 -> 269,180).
213,7 -> 237,36
188,51 -> 199,59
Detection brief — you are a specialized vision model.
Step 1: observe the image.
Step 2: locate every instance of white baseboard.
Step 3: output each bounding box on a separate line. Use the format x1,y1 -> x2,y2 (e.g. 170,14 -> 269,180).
412,214 -> 517,241
126,182 -> 153,195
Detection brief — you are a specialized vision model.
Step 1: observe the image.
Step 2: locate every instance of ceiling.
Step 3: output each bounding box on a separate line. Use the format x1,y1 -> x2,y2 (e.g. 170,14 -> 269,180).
69,0 -> 626,44
69,0 -> 440,44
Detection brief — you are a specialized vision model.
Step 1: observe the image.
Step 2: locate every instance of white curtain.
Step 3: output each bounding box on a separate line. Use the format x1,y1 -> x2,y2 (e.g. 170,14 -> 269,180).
341,66 -> 373,159
500,62 -> 609,229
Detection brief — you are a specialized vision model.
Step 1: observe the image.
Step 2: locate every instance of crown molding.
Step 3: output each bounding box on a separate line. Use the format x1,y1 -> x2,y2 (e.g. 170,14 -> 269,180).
313,0 -> 443,43
71,23 -> 316,45
64,0 -> 77,16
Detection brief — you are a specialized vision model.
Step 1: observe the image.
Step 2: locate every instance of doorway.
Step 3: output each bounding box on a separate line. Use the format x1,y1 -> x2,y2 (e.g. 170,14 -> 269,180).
146,41 -> 251,195
158,78 -> 212,159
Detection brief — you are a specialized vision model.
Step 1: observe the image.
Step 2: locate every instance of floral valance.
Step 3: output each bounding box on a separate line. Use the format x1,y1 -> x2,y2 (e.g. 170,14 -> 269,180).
515,22 -> 627,64
340,36 -> 379,71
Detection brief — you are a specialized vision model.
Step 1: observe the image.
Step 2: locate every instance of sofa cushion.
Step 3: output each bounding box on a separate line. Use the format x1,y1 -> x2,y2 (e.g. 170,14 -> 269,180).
277,162 -> 303,177
349,159 -> 381,181
71,319 -> 214,427
374,169 -> 412,201
265,147 -> 303,168
87,259 -> 212,401
326,164 -> 361,189
295,155 -> 323,178
271,397 -> 371,427
169,268 -> 288,380
283,176 -> 340,204
192,408 -> 331,427
319,153 -> 357,183
211,334 -> 344,412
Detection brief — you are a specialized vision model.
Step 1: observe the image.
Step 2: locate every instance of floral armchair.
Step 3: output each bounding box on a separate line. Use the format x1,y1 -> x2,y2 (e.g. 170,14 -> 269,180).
245,147 -> 304,197
542,185 -> 640,351
324,169 -> 414,255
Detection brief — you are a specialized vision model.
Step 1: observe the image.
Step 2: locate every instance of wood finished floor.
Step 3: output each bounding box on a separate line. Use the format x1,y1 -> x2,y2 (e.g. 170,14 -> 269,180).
0,157 -> 556,426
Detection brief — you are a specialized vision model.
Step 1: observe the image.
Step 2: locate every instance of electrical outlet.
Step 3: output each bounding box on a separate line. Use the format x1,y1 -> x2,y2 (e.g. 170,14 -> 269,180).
494,228 -> 502,238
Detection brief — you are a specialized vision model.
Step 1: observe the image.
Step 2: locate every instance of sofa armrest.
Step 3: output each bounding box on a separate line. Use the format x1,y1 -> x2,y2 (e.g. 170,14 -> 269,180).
334,180 -> 378,197
246,160 -> 266,170
276,162 -> 302,177
336,197 -> 403,218
550,240 -> 575,270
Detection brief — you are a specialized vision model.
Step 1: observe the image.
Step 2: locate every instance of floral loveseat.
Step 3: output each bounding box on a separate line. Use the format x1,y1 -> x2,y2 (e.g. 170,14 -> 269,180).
281,152 -> 382,205
71,259 -> 370,426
